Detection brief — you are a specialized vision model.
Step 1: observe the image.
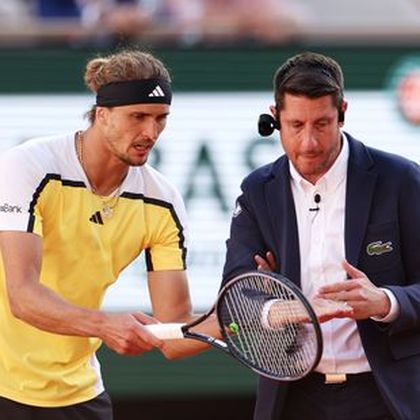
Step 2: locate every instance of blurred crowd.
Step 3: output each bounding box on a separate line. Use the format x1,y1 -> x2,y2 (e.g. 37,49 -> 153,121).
0,0 -> 308,47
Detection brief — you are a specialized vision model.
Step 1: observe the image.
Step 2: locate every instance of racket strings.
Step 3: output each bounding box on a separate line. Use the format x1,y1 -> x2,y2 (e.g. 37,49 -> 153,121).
218,274 -> 319,379
260,276 -> 318,377
224,286 -> 263,366
230,279 -> 291,375
262,278 -> 307,376
251,278 -> 309,377
264,278 -> 317,377
227,283 -> 277,372
221,277 -> 287,374
228,281 -> 309,377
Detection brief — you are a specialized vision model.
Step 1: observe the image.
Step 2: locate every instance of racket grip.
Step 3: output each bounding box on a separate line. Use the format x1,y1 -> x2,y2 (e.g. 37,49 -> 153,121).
144,323 -> 186,340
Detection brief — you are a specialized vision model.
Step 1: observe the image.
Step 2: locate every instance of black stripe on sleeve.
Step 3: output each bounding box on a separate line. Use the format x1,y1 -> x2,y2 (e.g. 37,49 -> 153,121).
26,174 -> 86,232
145,248 -> 154,271
121,192 -> 187,270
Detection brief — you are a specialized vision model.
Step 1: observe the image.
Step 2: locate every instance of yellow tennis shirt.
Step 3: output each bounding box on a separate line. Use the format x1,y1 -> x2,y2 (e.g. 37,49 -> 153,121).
0,134 -> 187,407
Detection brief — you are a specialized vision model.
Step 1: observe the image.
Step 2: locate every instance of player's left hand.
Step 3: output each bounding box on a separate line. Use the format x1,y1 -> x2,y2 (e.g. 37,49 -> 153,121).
316,260 -> 391,320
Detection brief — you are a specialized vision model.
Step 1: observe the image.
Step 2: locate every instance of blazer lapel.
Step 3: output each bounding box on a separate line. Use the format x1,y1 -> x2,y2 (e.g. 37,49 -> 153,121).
345,136 -> 377,266
265,158 -> 301,286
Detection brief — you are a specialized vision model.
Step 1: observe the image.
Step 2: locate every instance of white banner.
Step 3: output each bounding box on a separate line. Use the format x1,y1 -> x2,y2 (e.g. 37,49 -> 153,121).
0,92 -> 418,310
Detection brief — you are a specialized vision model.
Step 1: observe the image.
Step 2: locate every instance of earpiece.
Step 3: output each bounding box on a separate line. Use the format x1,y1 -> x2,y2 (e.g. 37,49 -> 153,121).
258,109 -> 345,137
258,114 -> 280,137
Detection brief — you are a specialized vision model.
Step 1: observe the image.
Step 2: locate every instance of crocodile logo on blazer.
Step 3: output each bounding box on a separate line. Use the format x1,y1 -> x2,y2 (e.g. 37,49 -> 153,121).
366,240 -> 393,256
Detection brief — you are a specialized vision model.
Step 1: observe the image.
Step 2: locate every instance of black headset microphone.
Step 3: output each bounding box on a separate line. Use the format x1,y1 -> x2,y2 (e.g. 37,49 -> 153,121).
258,114 -> 279,137
257,110 -> 345,137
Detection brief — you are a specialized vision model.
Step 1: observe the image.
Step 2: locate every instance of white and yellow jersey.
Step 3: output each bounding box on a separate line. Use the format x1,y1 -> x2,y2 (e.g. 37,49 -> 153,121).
0,133 -> 188,407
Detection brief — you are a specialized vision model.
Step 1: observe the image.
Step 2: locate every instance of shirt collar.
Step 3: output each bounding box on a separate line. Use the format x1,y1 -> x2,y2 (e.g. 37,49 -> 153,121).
289,132 -> 349,193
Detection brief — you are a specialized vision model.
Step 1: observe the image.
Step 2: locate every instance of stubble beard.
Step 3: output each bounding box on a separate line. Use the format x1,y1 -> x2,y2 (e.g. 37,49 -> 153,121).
117,152 -> 148,167
297,136 -> 342,183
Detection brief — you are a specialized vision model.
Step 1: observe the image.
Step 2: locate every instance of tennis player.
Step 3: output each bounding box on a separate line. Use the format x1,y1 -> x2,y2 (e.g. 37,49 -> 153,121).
0,49 -> 217,419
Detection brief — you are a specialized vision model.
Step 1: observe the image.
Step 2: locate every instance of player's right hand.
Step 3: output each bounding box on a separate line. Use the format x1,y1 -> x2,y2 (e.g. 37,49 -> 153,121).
99,311 -> 164,355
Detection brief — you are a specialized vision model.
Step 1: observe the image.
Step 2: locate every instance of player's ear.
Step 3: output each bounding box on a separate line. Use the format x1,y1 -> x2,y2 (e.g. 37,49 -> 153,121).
96,107 -> 109,125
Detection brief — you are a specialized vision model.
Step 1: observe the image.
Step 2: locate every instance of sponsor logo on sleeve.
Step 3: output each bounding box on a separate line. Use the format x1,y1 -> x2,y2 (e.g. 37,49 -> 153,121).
0,203 -> 23,213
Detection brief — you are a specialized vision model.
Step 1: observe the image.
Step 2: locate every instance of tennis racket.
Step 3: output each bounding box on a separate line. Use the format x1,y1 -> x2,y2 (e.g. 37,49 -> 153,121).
145,271 -> 323,381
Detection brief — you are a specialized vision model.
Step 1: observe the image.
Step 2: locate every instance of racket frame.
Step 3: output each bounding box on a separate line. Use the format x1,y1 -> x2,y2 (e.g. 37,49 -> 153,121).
215,271 -> 323,381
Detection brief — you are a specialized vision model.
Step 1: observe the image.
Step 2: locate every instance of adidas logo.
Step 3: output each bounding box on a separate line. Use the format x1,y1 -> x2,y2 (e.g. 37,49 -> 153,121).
148,84 -> 165,97
89,211 -> 104,225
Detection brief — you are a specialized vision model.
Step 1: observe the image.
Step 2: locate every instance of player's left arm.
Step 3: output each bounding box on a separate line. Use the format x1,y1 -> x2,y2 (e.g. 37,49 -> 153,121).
147,269 -> 219,359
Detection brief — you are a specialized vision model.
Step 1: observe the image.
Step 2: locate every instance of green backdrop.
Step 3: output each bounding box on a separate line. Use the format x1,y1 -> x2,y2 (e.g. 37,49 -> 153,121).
0,46 -> 418,93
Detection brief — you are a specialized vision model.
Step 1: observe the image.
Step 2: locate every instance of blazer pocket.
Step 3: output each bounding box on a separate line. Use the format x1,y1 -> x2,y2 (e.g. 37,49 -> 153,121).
358,222 -> 401,274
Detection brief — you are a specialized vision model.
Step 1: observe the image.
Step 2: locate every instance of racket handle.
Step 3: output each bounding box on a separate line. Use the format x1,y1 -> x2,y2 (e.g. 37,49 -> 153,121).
144,323 -> 186,340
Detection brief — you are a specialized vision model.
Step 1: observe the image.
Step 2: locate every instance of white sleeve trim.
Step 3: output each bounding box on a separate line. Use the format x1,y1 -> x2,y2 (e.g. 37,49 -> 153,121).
371,288 -> 400,323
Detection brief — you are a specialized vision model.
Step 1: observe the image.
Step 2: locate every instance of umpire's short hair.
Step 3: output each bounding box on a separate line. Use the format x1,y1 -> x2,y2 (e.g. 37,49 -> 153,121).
273,52 -> 344,110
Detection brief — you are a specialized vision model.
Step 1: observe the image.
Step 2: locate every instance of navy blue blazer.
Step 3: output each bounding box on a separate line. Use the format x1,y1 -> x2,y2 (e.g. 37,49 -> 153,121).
222,134 -> 420,420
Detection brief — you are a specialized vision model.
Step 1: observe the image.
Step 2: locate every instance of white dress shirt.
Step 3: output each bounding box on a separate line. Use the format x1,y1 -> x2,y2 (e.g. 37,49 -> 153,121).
289,134 -> 397,374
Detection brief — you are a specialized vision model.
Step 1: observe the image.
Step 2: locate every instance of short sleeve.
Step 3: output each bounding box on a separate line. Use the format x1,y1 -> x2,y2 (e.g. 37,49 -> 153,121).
0,148 -> 44,236
145,187 -> 188,272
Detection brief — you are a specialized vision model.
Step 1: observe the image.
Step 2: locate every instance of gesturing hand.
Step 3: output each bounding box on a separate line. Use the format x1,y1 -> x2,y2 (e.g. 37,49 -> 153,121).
267,297 -> 352,327
310,297 -> 353,323
316,260 -> 391,320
